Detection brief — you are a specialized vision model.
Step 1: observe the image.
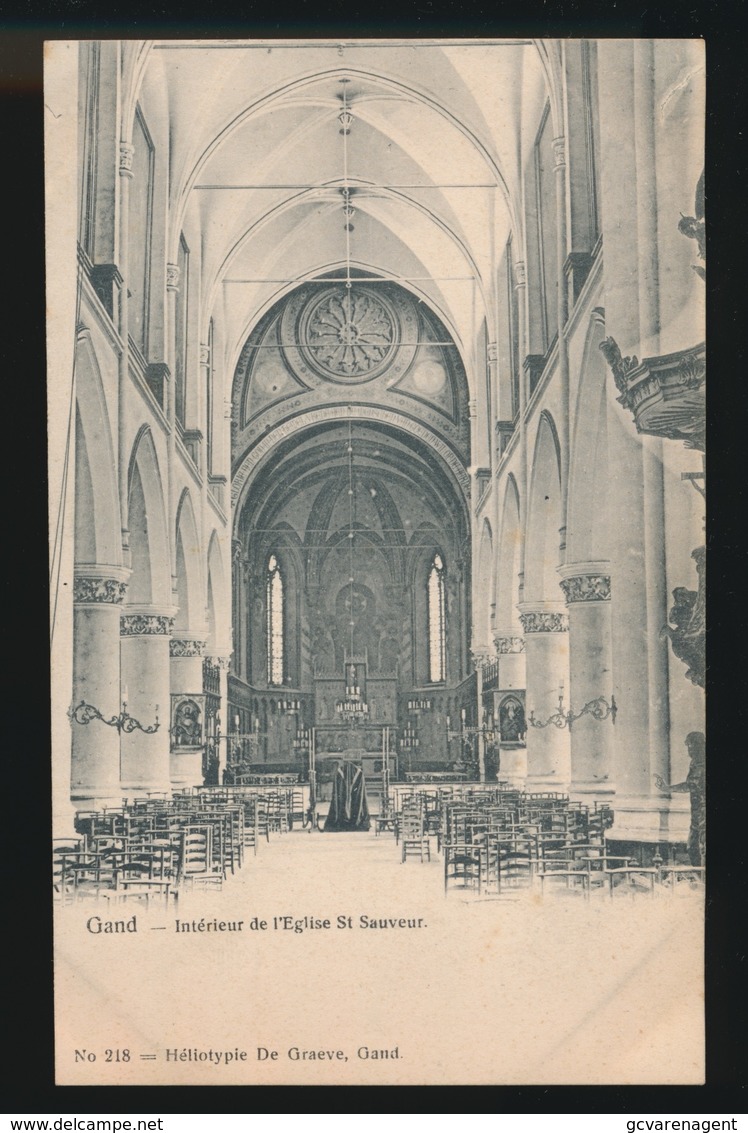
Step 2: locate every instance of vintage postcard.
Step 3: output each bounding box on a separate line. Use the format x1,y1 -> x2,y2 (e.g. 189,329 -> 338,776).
47,37 -> 706,1086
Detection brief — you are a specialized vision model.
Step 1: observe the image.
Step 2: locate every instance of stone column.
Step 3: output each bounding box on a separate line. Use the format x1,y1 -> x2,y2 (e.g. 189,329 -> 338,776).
552,132 -> 571,528
519,607 -> 570,789
71,571 -> 129,808
514,260 -> 529,542
493,632 -> 526,691
117,141 -> 133,553
210,655 -> 232,782
446,560 -> 466,683
493,632 -> 527,784
597,40 -> 674,842
558,567 -> 615,800
169,636 -> 206,790
198,341 -> 211,621
470,650 -> 494,782
166,263 -> 180,595
487,340 -> 499,486
120,610 -> 174,798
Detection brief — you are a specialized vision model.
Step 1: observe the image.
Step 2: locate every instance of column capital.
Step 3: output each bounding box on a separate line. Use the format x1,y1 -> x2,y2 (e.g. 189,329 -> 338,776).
518,607 -> 569,634
487,342 -> 498,364
73,570 -> 130,604
170,638 -> 207,658
559,574 -> 612,604
205,655 -> 232,672
166,263 -> 180,292
119,141 -> 134,178
470,649 -> 494,671
493,634 -> 526,654
514,260 -> 526,288
121,611 -> 176,636
199,343 -> 211,366
552,135 -> 566,169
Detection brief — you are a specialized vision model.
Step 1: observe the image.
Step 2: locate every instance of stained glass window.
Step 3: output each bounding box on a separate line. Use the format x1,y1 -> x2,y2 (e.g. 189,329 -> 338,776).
428,552 -> 446,683
266,554 -> 284,685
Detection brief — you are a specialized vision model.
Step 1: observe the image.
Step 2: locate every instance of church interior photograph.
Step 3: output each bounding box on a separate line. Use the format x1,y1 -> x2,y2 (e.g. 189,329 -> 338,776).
48,37 -> 706,909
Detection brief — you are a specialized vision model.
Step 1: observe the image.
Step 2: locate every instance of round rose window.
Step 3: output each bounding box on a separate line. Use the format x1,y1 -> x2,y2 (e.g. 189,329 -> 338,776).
297,286 -> 398,382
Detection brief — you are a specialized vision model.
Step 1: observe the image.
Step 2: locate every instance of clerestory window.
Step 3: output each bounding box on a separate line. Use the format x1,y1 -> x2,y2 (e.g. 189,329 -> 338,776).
427,552 -> 446,683
266,554 -> 284,685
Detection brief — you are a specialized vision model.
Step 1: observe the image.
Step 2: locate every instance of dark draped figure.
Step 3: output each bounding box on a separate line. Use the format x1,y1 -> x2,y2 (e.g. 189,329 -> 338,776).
324,761 -> 371,832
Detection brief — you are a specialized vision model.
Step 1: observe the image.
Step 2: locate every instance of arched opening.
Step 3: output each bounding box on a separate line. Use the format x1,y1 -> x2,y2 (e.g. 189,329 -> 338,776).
476,519 -> 494,648
522,411 -> 570,787
564,316 -> 614,796
120,428 -> 172,795
126,428 -> 171,607
266,553 -> 285,686
496,476 -> 522,636
567,320 -> 610,565
427,551 -> 447,685
524,413 -> 564,605
230,277 -> 471,772
174,490 -> 204,635
73,337 -> 120,568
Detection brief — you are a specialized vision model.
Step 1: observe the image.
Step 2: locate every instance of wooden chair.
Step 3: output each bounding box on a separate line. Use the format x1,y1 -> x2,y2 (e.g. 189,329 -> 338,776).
496,834 -> 536,891
605,865 -> 659,897
657,864 -> 706,893
53,838 -> 86,905
288,789 -> 305,830
242,800 -> 259,855
105,860 -> 175,908
177,825 -> 223,892
444,839 -> 482,893
400,810 -> 431,863
536,856 -> 591,898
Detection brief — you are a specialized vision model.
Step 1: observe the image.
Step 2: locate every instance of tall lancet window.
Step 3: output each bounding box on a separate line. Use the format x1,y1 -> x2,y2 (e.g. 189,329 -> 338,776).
427,552 -> 447,683
266,554 -> 284,685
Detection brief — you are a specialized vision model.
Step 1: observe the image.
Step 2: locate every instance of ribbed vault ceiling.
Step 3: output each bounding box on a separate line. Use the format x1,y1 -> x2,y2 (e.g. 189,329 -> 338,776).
140,40 -> 550,369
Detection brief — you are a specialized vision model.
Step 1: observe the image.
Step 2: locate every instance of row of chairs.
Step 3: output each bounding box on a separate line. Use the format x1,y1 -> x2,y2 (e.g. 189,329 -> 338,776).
53,787 -> 302,908
53,822 -> 222,907
438,793 -> 617,895
385,785 -> 697,899
181,786 -> 306,834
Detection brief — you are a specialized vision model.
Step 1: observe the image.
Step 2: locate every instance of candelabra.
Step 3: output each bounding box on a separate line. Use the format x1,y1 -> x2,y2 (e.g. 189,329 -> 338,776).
68,700 -> 160,734
399,722 -> 419,751
399,721 -> 419,771
528,690 -> 617,731
336,686 -> 369,722
293,726 -> 311,754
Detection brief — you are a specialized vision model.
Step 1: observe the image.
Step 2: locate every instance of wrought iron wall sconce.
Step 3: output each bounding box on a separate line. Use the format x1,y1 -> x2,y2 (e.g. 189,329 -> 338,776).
528,692 -> 617,732
68,700 -> 160,735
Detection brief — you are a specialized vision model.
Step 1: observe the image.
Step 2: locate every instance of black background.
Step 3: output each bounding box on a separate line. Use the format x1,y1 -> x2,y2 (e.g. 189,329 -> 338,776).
2,0 -> 745,1112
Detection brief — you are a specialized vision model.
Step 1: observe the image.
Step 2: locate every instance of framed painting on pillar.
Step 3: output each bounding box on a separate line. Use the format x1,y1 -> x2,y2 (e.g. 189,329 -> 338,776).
497,689 -> 527,747
169,693 -> 206,752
